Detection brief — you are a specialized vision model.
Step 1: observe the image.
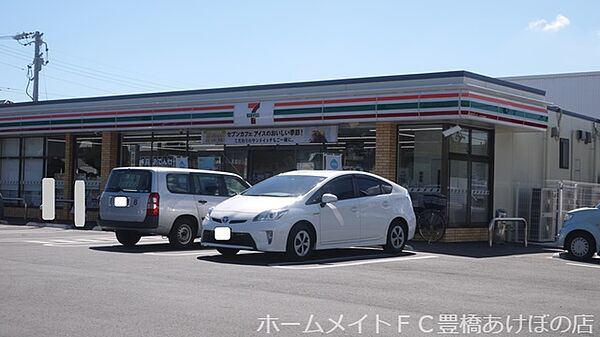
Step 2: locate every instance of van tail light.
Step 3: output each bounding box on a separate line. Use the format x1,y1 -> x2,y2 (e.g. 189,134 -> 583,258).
147,193 -> 160,217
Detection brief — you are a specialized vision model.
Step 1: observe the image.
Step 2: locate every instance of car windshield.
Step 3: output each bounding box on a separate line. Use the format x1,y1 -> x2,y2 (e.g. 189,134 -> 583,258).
242,175 -> 325,197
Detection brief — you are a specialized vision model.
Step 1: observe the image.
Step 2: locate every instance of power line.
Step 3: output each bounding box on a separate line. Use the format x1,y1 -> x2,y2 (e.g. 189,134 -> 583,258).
0,60 -> 26,71
50,57 -> 183,91
0,44 -> 30,58
50,48 -> 196,89
47,64 -> 162,92
43,73 -> 118,94
0,47 -> 31,62
48,60 -> 171,92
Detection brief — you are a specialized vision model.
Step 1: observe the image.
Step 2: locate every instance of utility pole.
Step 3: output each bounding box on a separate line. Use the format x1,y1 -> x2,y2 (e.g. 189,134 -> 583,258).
31,31 -> 44,102
4,31 -> 48,102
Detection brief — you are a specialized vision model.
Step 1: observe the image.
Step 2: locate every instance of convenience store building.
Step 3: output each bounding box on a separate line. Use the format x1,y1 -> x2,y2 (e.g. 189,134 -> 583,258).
1,70 -> 598,241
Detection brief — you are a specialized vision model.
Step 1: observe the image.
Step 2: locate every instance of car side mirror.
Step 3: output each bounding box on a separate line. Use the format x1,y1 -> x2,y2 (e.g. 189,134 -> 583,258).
321,193 -> 338,206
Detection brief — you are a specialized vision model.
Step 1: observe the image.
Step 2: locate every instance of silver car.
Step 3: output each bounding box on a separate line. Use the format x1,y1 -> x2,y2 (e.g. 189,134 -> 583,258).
98,167 -> 250,247
556,204 -> 600,260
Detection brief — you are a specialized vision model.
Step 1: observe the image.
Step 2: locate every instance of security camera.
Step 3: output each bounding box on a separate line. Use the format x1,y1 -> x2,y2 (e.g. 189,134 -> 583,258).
442,125 -> 462,137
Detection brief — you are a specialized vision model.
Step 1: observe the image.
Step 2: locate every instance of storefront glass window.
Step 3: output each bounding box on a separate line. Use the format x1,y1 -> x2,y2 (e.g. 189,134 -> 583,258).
75,136 -> 102,208
471,130 -> 489,156
471,162 -> 490,224
20,137 -> 44,206
0,137 -> 67,206
448,159 -> 468,226
189,131 -> 224,170
121,132 -> 226,169
0,138 -> 20,199
223,147 -> 248,179
24,138 -> 44,157
329,125 -> 376,172
1,138 -> 20,157
46,137 -> 65,201
121,133 -> 152,167
397,125 -> 445,212
448,129 -> 469,154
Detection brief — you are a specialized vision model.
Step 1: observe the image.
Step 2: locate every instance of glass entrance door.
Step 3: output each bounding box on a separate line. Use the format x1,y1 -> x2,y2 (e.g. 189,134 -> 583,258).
448,159 -> 491,227
446,127 -> 492,227
448,160 -> 469,226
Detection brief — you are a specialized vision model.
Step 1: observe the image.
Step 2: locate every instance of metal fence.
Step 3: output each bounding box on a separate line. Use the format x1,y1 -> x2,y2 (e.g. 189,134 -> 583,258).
515,180 -> 600,242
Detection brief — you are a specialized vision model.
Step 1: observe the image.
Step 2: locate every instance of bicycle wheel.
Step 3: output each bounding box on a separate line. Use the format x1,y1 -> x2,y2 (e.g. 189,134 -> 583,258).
417,209 -> 446,243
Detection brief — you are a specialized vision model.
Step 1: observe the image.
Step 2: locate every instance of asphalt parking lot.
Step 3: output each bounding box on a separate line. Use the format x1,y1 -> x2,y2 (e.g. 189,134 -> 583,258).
0,224 -> 598,336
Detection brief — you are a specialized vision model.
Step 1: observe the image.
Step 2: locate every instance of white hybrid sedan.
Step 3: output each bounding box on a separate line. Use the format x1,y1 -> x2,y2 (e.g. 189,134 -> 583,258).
201,170 -> 416,259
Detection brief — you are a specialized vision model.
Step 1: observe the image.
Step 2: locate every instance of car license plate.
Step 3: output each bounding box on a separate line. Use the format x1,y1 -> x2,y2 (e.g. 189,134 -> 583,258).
214,227 -> 231,241
113,196 -> 128,207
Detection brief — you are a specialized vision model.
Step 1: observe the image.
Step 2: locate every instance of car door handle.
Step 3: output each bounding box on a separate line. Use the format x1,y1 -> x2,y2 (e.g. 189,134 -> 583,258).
382,201 -> 390,207
351,206 -> 358,212
198,200 -> 207,204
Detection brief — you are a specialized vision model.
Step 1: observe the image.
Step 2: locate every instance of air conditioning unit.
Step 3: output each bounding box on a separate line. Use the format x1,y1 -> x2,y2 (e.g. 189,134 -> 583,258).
529,188 -> 558,242
550,127 -> 559,138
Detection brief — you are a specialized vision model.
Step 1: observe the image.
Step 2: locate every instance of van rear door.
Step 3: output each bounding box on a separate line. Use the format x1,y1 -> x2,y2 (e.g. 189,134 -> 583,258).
99,169 -> 152,223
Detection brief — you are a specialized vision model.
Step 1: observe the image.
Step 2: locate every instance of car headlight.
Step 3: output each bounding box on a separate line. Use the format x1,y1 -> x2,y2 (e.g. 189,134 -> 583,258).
207,207 -> 214,216
563,213 -> 573,222
253,209 -> 288,221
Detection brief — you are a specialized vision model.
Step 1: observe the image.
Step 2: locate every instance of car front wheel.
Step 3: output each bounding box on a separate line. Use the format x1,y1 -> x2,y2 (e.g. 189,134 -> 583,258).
287,224 -> 313,260
566,232 -> 596,260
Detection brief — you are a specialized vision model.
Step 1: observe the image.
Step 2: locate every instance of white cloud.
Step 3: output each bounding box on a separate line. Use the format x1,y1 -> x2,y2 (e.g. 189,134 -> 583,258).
528,14 -> 570,32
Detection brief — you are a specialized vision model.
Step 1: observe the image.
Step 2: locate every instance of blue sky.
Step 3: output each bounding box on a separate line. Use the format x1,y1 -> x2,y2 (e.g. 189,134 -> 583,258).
1,0 -> 598,102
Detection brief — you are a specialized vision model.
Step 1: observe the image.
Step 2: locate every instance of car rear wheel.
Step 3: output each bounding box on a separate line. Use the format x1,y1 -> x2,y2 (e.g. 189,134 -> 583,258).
217,248 -> 239,257
115,230 -> 141,247
383,221 -> 407,254
169,219 -> 197,248
566,232 -> 596,260
287,224 -> 313,260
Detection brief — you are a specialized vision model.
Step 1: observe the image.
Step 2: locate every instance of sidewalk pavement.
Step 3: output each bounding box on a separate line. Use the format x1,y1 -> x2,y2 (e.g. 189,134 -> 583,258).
0,217 -> 99,230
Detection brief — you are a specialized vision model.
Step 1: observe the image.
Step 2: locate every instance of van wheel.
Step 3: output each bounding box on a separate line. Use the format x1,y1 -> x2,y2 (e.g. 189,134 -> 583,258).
383,221 -> 407,254
286,223 -> 314,260
169,218 -> 197,248
566,232 -> 596,260
115,230 -> 141,247
217,248 -> 239,257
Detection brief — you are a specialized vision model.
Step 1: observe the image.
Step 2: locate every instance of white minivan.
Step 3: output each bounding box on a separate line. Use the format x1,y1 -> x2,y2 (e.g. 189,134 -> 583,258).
202,170 -> 416,259
98,167 -> 249,247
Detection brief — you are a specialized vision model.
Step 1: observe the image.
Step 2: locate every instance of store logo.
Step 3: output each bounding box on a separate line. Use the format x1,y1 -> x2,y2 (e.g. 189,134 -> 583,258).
247,102 -> 260,125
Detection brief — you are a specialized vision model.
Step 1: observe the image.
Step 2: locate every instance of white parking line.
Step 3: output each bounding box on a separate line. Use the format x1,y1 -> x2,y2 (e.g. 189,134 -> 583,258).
22,236 -> 168,247
565,262 -> 600,269
270,254 -> 437,270
144,251 -> 216,257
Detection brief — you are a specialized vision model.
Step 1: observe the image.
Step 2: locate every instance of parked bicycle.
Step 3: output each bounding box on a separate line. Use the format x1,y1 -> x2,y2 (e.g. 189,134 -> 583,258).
417,208 -> 447,243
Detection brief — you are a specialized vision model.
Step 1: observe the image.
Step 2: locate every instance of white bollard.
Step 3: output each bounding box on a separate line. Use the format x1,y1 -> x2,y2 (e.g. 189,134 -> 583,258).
74,180 -> 86,228
41,178 -> 55,221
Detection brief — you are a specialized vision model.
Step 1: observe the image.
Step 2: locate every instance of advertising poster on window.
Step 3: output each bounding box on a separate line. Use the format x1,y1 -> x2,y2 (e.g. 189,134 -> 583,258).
324,154 -> 343,170
139,155 -> 188,168
218,126 -> 337,145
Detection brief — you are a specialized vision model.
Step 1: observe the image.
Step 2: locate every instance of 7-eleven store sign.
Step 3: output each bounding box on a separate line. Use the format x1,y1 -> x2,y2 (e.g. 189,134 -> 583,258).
234,101 -> 274,126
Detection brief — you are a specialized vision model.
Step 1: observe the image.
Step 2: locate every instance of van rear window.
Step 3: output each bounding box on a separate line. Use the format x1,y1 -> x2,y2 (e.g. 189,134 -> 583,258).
105,170 -> 152,193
